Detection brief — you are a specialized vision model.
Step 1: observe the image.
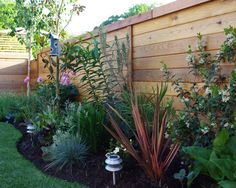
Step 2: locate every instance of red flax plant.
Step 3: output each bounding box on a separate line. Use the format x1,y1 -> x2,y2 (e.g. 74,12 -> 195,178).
105,85 -> 180,182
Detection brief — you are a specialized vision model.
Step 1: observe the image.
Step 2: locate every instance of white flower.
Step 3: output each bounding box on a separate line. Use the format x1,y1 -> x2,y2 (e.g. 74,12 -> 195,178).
219,89 -> 230,102
205,87 -> 212,95
186,121 -> 190,128
199,58 -> 205,65
164,132 -> 169,139
180,97 -> 189,103
186,54 -> 195,64
211,122 -> 216,128
160,67 -> 165,72
223,122 -> 229,128
42,7 -> 50,15
201,127 -> 209,134
113,147 -> 120,154
226,33 -> 235,46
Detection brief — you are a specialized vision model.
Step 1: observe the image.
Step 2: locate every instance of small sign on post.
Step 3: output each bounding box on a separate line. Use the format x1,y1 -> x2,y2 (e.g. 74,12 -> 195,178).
50,33 -> 59,56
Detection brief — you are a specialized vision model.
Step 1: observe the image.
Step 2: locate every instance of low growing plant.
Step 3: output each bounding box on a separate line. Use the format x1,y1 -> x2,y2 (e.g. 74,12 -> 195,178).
184,129 -> 236,188
42,131 -> 88,172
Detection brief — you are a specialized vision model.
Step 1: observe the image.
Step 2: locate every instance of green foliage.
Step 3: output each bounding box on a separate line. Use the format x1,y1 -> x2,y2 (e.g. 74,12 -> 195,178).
184,129 -> 236,187
162,27 -> 236,147
95,3 -> 155,29
41,132 -> 88,171
0,92 -> 20,120
0,123 -> 83,188
174,169 -> 186,181
0,0 -> 16,29
32,105 -> 60,130
35,82 -> 79,105
57,101 -> 110,153
58,33 -> 130,103
0,93 -> 44,123
79,102 -> 110,153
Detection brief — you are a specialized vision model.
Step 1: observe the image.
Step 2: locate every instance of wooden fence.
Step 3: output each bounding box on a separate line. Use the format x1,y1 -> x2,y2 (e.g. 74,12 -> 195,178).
0,31 -> 27,92
31,0 -> 236,109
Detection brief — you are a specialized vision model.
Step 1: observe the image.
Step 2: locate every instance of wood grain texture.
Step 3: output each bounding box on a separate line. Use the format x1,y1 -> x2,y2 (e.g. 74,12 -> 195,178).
134,0 -> 236,36
152,0 -> 211,18
133,11 -> 236,47
133,65 -> 235,83
133,32 -> 225,58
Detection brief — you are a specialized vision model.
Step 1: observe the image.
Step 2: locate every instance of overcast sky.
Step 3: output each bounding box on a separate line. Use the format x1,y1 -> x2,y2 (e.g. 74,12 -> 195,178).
66,0 -> 175,35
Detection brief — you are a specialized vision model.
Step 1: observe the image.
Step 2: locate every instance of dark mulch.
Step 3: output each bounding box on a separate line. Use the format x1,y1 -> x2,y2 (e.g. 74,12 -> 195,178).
13,122 -> 214,188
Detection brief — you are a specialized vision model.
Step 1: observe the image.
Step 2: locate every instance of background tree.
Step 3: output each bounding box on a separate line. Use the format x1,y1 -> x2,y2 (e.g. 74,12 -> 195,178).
94,3 -> 155,29
0,0 -> 16,30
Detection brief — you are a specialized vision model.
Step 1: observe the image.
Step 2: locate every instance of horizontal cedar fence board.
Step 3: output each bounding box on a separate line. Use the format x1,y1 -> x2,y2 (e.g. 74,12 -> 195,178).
0,52 -> 28,59
133,81 -> 206,96
133,65 -> 235,83
133,32 -> 225,58
133,11 -> 236,47
134,0 -> 236,36
0,64 -> 27,75
0,60 -> 27,67
0,75 -> 26,82
152,0 -> 211,18
133,50 -> 219,70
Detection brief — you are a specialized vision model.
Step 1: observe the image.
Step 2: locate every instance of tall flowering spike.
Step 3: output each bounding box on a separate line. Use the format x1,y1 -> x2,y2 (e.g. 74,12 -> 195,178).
24,76 -> 30,84
37,76 -> 43,83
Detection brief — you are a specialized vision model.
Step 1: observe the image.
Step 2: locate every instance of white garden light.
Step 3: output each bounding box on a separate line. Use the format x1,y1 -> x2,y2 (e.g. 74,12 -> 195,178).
26,124 -> 36,134
105,153 -> 122,186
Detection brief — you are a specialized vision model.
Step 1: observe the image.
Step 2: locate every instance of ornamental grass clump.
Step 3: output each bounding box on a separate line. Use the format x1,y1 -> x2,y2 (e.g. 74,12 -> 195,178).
42,132 -> 88,172
105,85 -> 180,182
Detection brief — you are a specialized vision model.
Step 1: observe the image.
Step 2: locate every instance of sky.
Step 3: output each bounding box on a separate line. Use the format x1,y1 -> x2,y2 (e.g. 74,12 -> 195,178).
66,0 -> 175,35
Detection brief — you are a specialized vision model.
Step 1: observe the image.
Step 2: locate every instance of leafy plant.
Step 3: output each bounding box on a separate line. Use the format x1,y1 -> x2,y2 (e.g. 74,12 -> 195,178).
35,81 -> 78,106
31,104 -> 60,130
184,129 -> 236,188
174,169 -> 186,188
105,85 -> 180,182
79,102 -> 110,153
42,131 -> 88,172
162,27 -> 236,147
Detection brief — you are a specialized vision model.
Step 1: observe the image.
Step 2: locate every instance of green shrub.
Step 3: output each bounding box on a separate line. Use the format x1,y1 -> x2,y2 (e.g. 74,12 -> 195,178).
42,132 -> 88,171
162,27 -> 236,147
36,82 -> 78,106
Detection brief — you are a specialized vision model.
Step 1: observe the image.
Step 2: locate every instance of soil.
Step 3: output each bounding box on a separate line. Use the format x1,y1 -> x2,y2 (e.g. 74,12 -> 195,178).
13,122 -> 214,188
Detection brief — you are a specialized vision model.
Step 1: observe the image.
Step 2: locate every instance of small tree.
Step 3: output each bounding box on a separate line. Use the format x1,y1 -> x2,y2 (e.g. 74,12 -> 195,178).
7,0 -> 85,96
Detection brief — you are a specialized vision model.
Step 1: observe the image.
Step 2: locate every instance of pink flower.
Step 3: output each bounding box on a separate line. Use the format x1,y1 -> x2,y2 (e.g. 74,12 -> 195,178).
24,76 -> 30,84
69,71 -> 76,75
37,76 -> 43,83
60,73 -> 71,86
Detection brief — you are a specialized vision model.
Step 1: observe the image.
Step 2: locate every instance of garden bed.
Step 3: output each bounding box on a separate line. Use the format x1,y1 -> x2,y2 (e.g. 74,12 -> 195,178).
15,122 -> 181,188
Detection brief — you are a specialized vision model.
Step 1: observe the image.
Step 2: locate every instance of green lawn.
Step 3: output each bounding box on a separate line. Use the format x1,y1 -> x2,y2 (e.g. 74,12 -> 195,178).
0,123 -> 84,188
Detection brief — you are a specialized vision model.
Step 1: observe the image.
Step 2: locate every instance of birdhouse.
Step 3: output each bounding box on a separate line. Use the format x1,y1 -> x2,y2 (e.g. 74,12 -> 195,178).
50,33 -> 59,56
